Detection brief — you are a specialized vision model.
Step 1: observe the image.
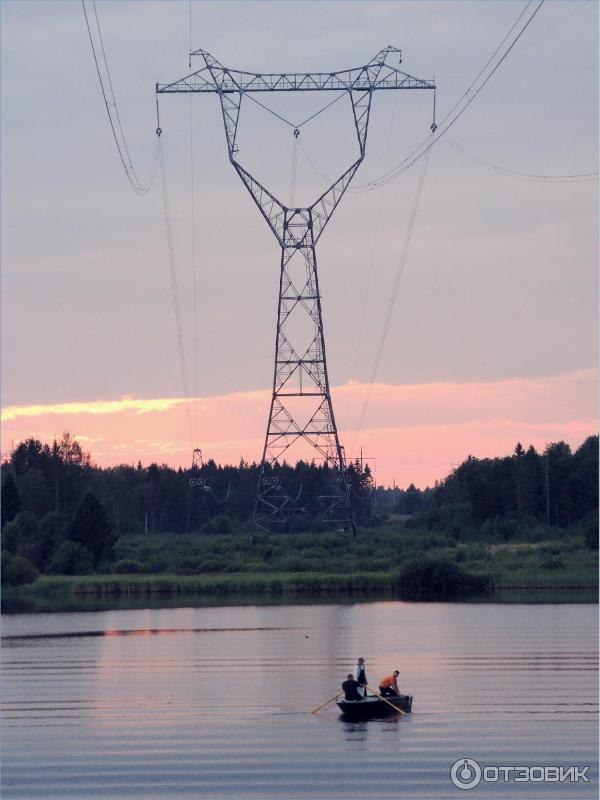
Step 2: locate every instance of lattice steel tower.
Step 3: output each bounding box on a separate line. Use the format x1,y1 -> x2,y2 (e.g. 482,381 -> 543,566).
158,47 -> 434,534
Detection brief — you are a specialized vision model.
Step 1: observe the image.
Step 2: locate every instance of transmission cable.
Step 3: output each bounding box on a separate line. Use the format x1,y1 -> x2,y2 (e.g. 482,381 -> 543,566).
351,91 -> 399,380
296,93 -> 346,128
246,91 -> 346,132
353,0 -> 537,190
444,137 -> 598,183
349,0 -> 569,442
187,0 -> 200,444
289,130 -> 300,206
301,2 -> 569,195
158,135 -> 194,445
298,139 -> 332,184
436,3 -> 535,133
91,0 -> 151,190
81,0 -> 159,196
351,0 -> 545,193
513,0 -> 591,53
188,0 -> 193,68
351,138 -> 432,447
246,94 -> 296,128
189,96 -> 200,443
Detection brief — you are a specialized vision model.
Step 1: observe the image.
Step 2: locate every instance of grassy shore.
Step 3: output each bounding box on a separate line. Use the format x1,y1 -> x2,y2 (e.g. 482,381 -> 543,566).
111,527 -> 597,581
8,566 -> 596,600
4,525 -> 597,605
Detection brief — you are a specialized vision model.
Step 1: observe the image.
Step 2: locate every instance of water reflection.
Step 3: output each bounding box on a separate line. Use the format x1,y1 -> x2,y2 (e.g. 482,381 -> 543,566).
3,587 -> 597,615
3,626 -> 302,641
2,601 -> 598,800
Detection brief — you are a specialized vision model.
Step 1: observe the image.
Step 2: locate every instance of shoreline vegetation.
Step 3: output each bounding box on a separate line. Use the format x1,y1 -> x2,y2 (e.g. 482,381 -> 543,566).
6,565 -> 598,599
3,526 -> 597,611
3,571 -> 597,616
2,434 -> 597,610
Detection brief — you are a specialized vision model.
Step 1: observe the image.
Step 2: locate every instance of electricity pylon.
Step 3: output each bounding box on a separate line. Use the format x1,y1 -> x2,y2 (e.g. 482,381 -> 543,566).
157,47 -> 434,534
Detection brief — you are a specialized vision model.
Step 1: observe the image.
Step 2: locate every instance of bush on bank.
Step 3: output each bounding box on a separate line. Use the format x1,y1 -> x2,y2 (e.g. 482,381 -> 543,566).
394,557 -> 491,599
1,550 -> 39,587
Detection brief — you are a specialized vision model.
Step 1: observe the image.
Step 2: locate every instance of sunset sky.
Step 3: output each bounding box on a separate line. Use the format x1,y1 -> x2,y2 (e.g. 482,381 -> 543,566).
1,1 -> 598,487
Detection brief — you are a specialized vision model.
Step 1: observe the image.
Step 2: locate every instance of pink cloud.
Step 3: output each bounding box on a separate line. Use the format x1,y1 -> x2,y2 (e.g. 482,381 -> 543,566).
2,369 -> 596,487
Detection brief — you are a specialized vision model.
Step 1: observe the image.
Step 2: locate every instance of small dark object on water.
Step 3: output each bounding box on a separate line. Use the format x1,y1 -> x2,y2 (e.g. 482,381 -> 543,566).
336,694 -> 413,720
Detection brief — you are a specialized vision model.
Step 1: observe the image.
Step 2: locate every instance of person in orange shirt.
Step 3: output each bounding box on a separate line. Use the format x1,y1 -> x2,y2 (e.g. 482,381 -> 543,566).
378,670 -> 401,697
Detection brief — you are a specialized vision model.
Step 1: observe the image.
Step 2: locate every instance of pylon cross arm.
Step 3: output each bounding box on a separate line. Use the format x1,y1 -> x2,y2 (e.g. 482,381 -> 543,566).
157,49 -> 434,240
157,47 -> 435,94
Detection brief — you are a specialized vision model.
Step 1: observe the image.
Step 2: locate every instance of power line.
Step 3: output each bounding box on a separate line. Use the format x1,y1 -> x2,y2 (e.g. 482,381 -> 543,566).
246,90 -> 346,132
434,2 -> 535,133
158,136 -> 194,446
81,0 -> 158,196
351,137 -> 433,446
289,129 -> 300,206
349,0 -> 594,449
189,95 -> 200,444
91,0 -> 147,190
246,93 -> 297,128
513,0 -> 591,54
298,138 -> 331,184
352,0 -> 545,193
188,0 -> 193,69
444,137 -> 598,183
297,93 -> 346,128
348,3 -> 545,444
349,0 -> 591,445
351,91 -> 400,380
187,0 -> 200,445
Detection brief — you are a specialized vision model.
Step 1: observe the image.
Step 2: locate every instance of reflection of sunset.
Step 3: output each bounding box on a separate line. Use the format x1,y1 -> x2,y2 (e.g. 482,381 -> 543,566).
2,369 -> 595,486
6,626 -> 303,640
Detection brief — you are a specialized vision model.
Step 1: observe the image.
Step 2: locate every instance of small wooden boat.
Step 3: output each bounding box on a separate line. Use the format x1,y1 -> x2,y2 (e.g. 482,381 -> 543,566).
336,693 -> 413,720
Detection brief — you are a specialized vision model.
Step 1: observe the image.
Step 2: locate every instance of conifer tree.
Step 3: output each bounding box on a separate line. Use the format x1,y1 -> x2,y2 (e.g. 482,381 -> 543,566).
69,493 -> 115,567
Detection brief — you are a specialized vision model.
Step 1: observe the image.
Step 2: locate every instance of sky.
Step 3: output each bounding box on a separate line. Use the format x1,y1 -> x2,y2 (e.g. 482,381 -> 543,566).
1,0 -> 598,487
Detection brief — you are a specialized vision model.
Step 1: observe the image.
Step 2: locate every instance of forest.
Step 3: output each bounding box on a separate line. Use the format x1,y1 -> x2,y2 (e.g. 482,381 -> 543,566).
1,432 -> 597,586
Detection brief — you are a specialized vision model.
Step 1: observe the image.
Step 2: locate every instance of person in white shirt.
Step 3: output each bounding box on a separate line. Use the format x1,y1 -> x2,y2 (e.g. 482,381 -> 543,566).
353,657 -> 368,697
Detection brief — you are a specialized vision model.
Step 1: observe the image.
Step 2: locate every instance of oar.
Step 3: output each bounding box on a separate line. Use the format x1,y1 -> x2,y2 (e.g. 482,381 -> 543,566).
310,692 -> 341,714
366,686 -> 406,715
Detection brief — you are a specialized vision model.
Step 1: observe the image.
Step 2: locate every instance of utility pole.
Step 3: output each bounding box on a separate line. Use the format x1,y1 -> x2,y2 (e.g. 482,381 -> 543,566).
157,47 -> 434,534
545,452 -> 551,526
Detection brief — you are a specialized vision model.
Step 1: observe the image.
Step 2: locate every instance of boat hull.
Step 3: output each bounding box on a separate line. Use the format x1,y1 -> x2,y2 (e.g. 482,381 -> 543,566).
336,694 -> 413,719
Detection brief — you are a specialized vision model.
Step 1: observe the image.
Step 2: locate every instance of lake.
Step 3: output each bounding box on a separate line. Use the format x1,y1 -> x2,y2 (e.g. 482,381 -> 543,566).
2,600 -> 598,799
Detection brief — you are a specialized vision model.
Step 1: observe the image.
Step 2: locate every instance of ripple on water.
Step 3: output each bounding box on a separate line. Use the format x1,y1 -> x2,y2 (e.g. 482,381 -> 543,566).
2,601 -> 598,799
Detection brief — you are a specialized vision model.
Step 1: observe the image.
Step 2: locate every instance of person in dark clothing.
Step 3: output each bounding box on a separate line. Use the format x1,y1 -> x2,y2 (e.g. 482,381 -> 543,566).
341,674 -> 363,701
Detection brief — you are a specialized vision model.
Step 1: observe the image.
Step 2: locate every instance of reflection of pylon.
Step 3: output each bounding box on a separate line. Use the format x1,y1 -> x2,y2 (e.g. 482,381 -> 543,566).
158,48 -> 435,535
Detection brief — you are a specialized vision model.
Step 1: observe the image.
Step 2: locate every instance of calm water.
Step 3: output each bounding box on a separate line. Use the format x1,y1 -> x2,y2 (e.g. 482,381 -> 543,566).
2,601 -> 598,799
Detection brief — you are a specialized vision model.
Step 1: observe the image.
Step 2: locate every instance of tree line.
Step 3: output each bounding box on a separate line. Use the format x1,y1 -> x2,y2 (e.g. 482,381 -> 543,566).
1,432 -> 597,583
431,438 -> 598,538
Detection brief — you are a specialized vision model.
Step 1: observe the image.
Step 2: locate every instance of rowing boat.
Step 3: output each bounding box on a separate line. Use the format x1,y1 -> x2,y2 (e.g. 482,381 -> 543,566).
336,693 -> 413,719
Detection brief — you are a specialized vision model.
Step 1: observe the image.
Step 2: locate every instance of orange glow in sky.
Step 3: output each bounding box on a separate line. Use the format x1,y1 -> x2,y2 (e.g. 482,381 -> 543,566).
2,369 -> 596,488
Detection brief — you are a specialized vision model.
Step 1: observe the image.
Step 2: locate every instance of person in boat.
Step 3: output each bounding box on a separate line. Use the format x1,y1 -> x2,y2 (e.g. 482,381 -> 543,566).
378,670 -> 401,697
341,674 -> 363,702
353,657 -> 368,697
